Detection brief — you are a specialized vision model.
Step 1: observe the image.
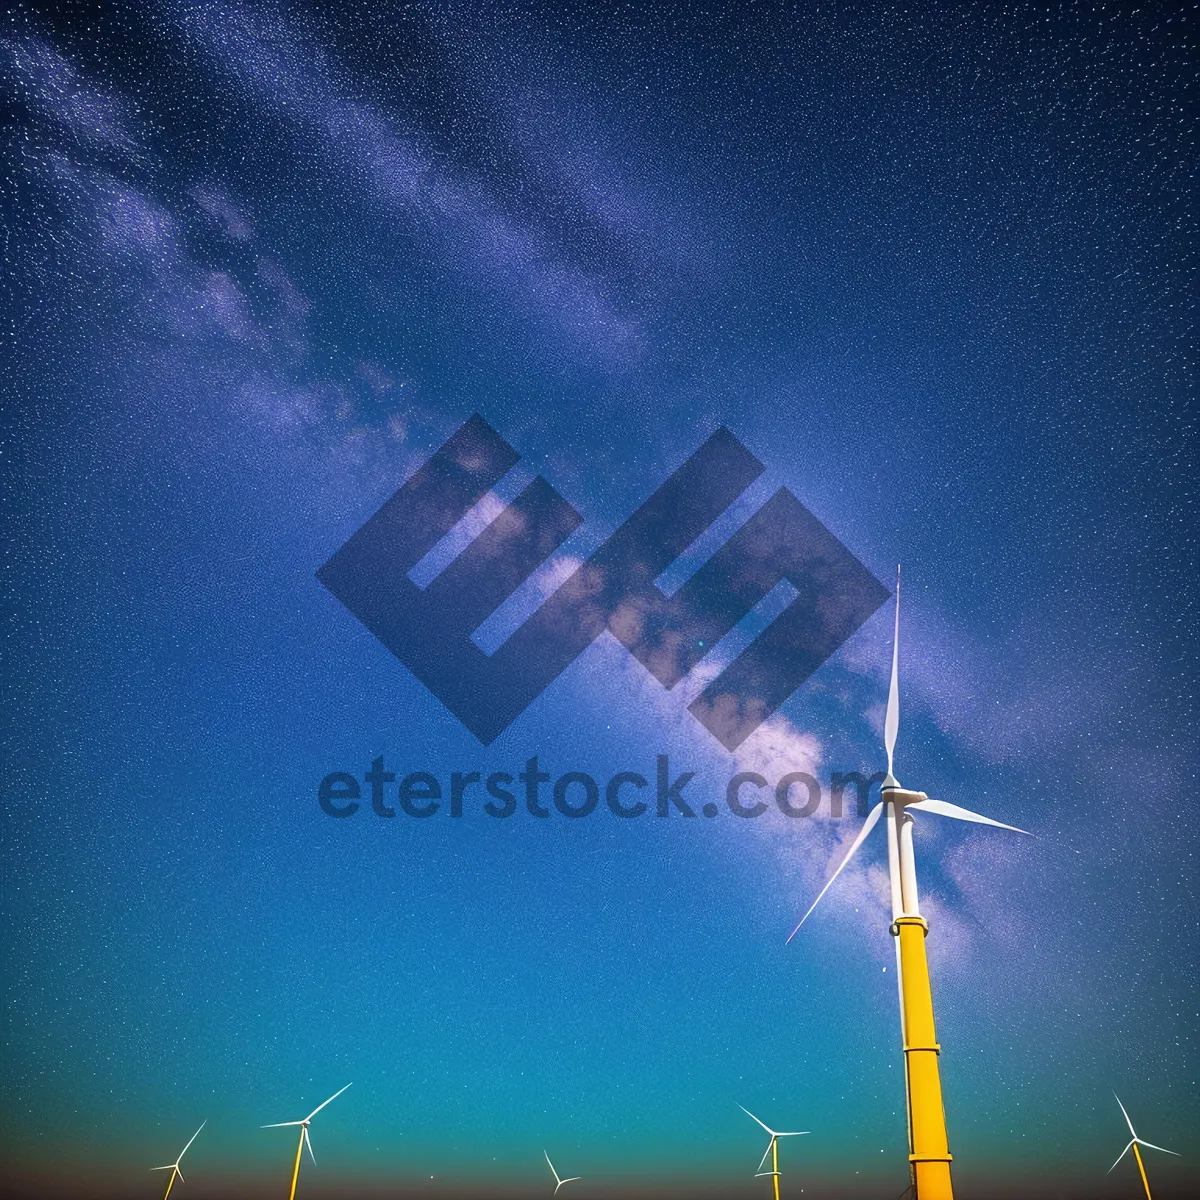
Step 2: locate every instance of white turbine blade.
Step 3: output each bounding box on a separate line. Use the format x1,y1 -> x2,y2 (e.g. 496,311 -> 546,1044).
884,565 -> 900,779
754,1171 -> 781,1178
756,1141 -> 774,1174
906,797 -> 1030,835
304,1126 -> 316,1166
1108,1139 -> 1135,1173
738,1105 -> 777,1137
175,1166 -> 185,1184
558,1177 -> 582,1187
306,1082 -> 352,1122
1135,1139 -> 1180,1158
775,1131 -> 808,1137
1114,1092 -> 1138,1140
545,1150 -> 561,1186
262,1121 -> 305,1128
150,1165 -> 175,1172
786,802 -> 885,943
180,1120 -> 206,1159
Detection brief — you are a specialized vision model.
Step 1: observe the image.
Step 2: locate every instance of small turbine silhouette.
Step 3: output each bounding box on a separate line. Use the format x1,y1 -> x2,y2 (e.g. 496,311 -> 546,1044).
544,1150 -> 582,1195
1108,1093 -> 1179,1199
739,1106 -> 808,1200
149,1120 -> 205,1200
262,1083 -> 351,1200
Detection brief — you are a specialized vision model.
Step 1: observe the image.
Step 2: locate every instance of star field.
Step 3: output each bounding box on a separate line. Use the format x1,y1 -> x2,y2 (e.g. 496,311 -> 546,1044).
1,2 -> 1196,1197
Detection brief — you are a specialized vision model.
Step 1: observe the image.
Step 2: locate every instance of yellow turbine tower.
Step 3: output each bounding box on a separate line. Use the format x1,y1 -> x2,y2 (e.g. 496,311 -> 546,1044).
739,1106 -> 808,1200
1109,1093 -> 1180,1199
262,1083 -> 351,1200
149,1120 -> 205,1200
786,568 -> 1031,1200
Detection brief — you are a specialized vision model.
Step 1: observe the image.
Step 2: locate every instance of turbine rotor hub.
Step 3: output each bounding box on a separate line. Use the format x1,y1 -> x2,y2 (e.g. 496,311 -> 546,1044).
881,785 -> 926,808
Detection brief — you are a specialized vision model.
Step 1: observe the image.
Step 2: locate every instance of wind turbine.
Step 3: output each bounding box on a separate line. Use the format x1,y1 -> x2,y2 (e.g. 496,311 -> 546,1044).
1109,1093 -> 1179,1199
544,1150 -> 582,1194
786,567 -> 1030,1200
739,1106 -> 808,1200
262,1083 -> 351,1200
150,1120 -> 205,1200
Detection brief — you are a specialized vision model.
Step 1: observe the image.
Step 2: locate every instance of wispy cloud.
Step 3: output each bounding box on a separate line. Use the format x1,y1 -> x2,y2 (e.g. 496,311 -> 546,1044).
2,34 -> 139,154
189,183 -> 255,242
5,36 -> 433,498
163,0 -> 644,365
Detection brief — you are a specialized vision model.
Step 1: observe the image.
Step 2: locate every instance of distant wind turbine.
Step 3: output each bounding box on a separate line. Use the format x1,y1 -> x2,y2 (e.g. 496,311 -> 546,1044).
739,1106 -> 808,1200
262,1083 -> 352,1200
786,567 -> 1031,1200
544,1150 -> 581,1194
1109,1093 -> 1179,1199
150,1120 -> 205,1200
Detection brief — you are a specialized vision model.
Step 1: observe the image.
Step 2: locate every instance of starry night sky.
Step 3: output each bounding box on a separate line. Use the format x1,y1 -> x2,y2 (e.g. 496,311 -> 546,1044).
1,1 -> 1196,1197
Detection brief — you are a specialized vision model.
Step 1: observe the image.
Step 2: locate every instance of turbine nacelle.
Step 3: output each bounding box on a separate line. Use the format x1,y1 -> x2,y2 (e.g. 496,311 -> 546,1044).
887,787 -> 1030,834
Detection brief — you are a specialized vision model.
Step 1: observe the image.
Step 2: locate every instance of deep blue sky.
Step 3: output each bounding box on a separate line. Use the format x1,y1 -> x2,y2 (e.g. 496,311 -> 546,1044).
1,1 -> 1196,1197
